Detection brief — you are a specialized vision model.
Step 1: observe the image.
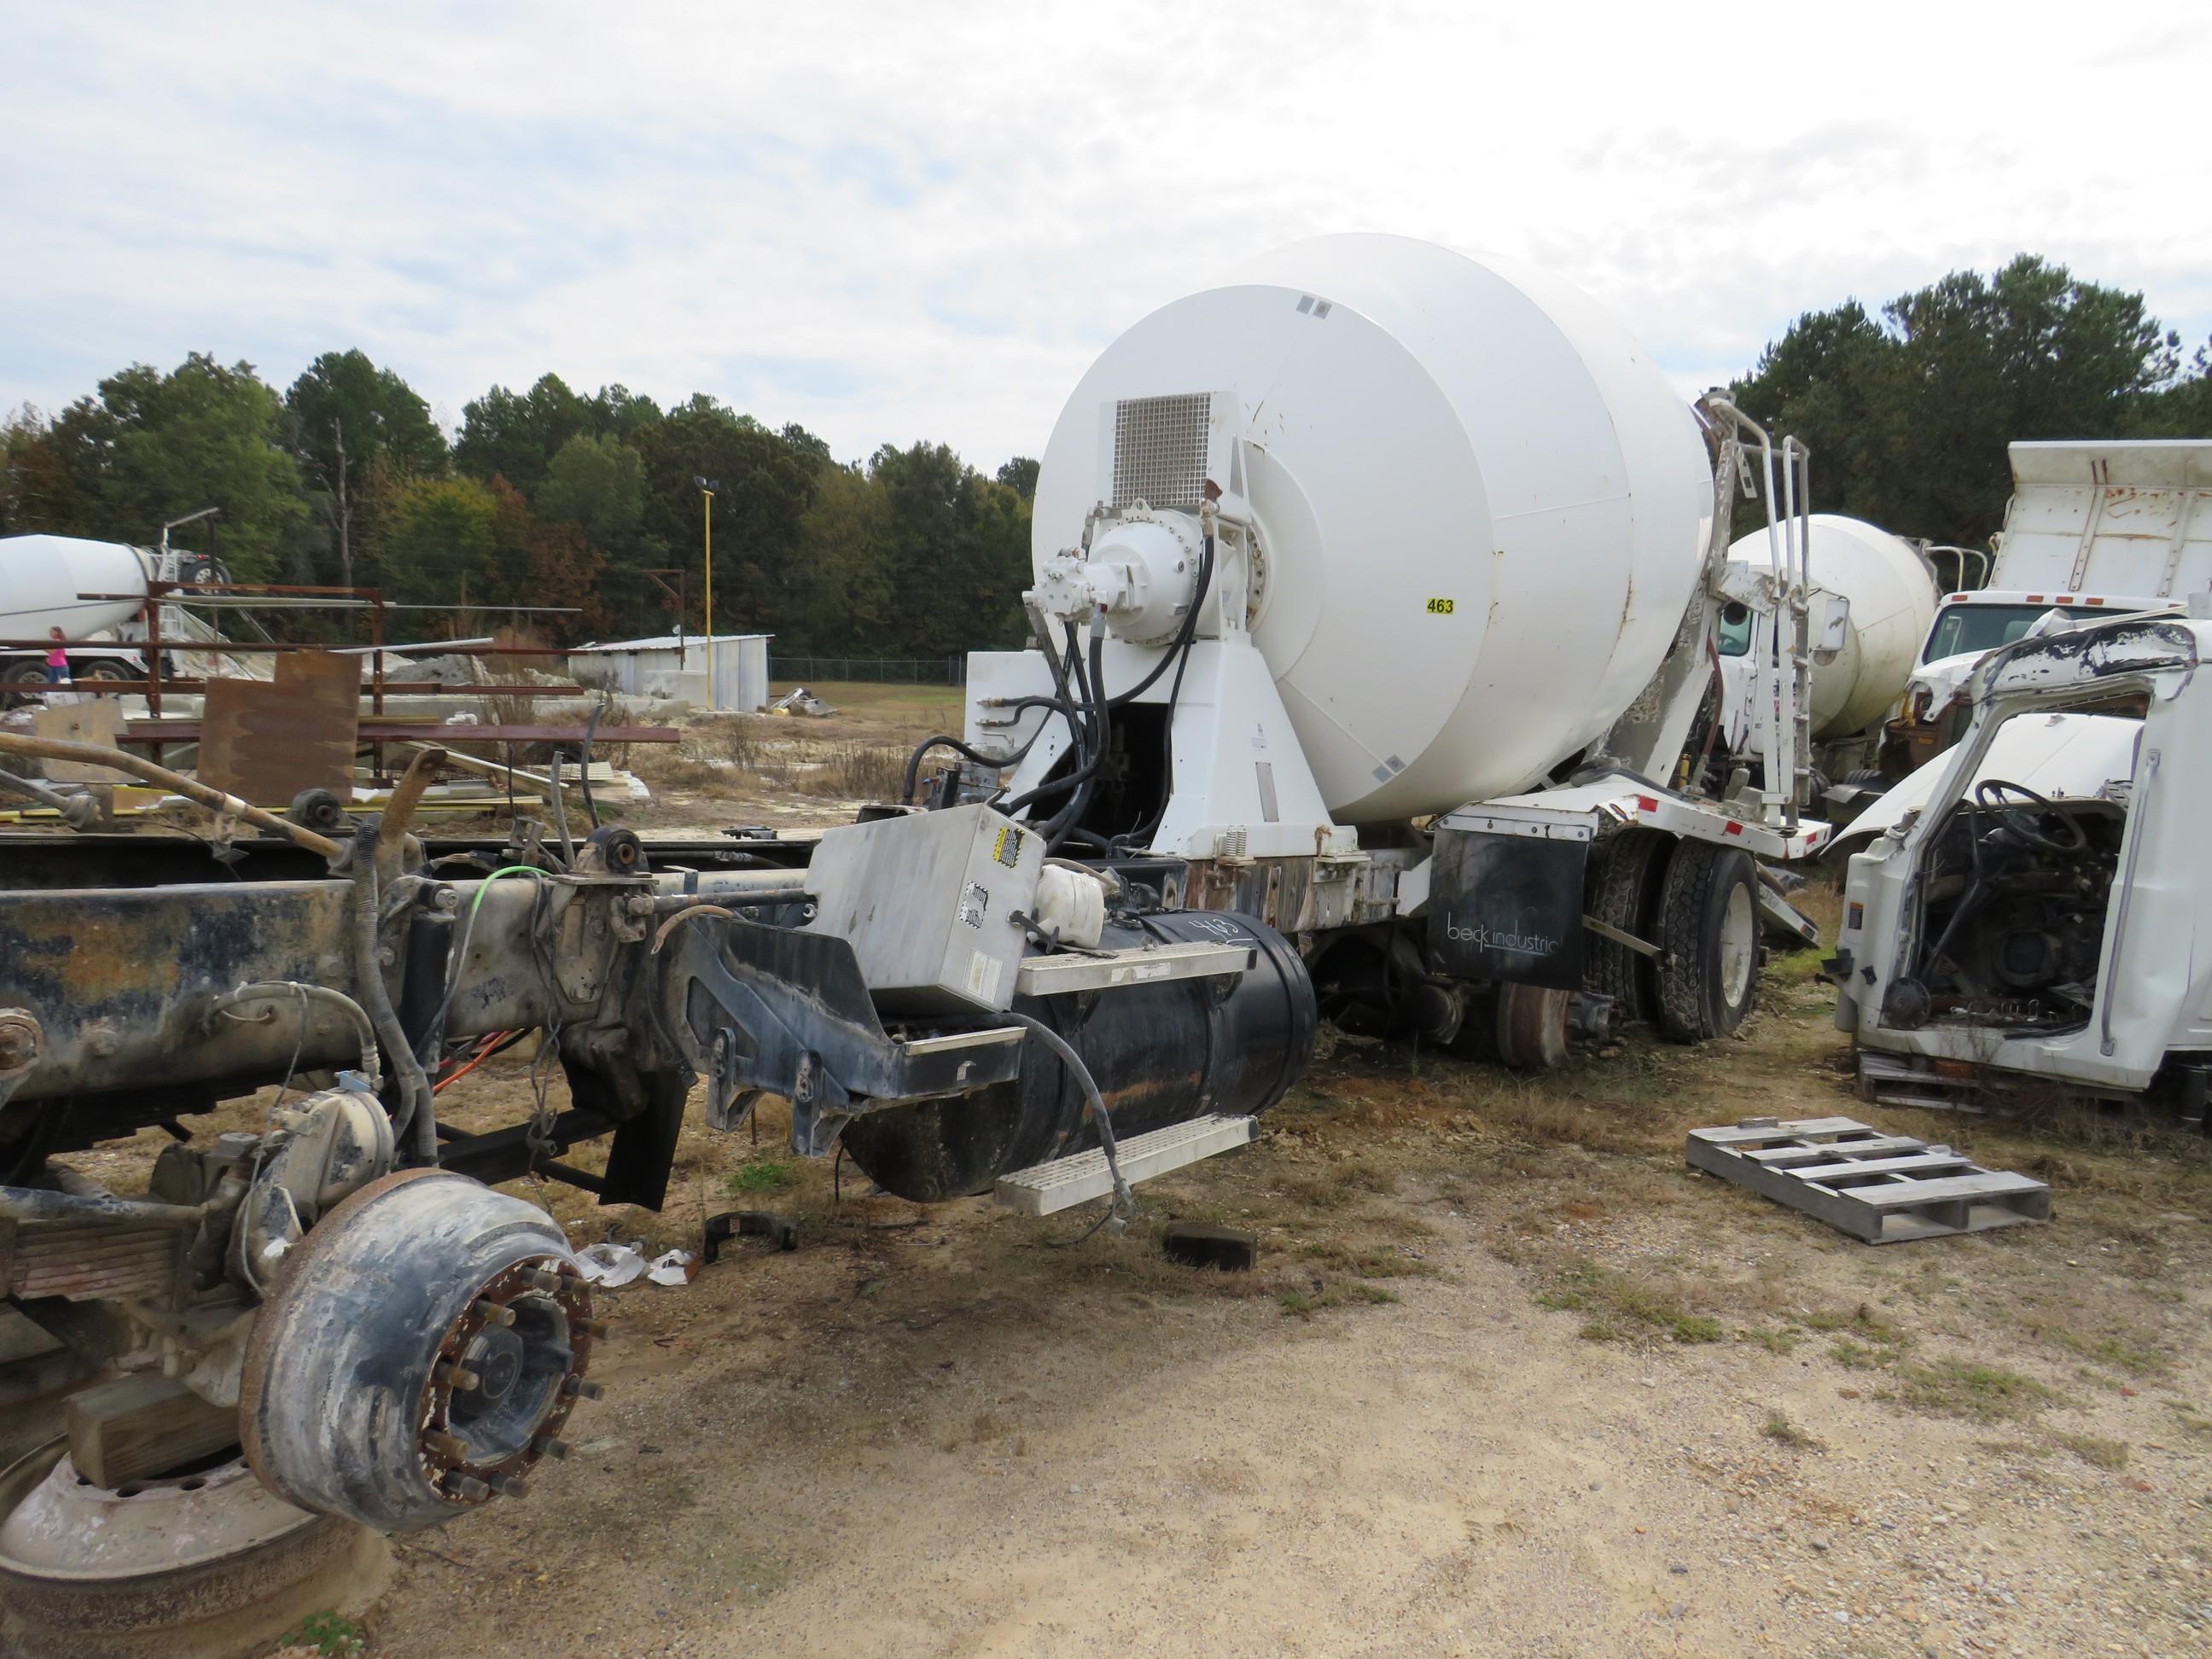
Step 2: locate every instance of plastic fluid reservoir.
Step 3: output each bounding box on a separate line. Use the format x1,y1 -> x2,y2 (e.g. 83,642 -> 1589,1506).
1030,233 -> 1716,824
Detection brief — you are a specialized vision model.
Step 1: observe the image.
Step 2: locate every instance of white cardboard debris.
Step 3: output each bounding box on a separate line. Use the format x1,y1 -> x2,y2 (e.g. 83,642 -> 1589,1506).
573,1240 -> 698,1288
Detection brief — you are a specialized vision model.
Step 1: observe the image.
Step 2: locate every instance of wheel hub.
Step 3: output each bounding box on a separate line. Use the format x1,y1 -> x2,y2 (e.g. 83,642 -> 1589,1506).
240,1169 -> 602,1531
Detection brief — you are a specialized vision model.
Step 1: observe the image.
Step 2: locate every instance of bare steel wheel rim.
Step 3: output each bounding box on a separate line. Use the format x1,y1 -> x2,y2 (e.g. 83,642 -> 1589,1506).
1720,882 -> 1755,1009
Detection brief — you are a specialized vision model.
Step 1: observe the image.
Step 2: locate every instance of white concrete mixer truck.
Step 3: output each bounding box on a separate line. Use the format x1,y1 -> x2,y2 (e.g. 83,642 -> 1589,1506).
1714,514 -> 1939,806
914,233 -> 1840,1067
0,532 -> 227,701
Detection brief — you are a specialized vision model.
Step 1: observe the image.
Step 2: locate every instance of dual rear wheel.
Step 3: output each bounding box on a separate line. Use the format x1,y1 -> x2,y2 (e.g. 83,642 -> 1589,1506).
1585,831 -> 1759,1044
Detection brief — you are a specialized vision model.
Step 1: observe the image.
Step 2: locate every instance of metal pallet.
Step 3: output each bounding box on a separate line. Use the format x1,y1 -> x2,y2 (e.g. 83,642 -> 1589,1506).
1685,1115 -> 2050,1243
993,1115 -> 1257,1216
1855,1050 -> 1992,1114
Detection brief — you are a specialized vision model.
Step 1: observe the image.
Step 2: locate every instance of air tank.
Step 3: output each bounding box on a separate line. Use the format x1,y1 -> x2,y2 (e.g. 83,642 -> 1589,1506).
1033,234 -> 1716,823
1728,515 -> 1937,739
0,535 -> 151,638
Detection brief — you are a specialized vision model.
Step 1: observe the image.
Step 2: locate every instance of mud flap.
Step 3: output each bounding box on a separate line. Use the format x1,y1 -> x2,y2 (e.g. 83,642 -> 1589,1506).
1426,828 -> 1588,991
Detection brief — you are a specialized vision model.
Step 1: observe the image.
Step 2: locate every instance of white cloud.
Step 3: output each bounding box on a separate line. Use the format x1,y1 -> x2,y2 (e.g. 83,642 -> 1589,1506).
5,1 -> 2208,466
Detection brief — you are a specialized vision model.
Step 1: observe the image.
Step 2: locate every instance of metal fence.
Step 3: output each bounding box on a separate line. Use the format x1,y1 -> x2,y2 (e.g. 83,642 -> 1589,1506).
767,655 -> 967,685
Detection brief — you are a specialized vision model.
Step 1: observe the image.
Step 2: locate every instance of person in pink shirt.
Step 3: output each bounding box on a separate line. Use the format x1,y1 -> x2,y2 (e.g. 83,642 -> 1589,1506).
44,627 -> 72,688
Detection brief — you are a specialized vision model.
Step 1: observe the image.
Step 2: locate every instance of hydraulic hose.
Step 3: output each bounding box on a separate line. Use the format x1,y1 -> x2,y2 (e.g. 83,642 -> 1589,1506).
1001,1010 -> 1132,1224
351,824 -> 437,1162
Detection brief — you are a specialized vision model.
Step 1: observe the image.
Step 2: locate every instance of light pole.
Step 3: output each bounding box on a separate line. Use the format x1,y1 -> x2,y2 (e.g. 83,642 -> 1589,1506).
694,476 -> 719,710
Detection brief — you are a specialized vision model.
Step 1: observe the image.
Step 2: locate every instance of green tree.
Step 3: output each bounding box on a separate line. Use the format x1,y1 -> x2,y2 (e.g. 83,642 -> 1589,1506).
44,354 -> 310,579
790,462 -> 894,651
2132,336 -> 2212,437
0,407 -> 78,535
995,456 -> 1039,500
369,474 -> 496,608
537,433 -> 647,553
636,396 -> 818,639
285,350 -> 448,588
1731,256 -> 2182,546
453,374 -> 590,498
870,441 -> 1032,655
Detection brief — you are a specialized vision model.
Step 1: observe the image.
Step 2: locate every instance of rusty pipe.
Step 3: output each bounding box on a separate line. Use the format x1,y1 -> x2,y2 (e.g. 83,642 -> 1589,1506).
375,745 -> 446,886
0,732 -> 344,861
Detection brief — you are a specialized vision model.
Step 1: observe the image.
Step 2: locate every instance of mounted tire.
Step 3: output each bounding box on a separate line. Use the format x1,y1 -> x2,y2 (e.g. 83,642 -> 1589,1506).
1652,841 -> 1759,1044
1583,829 -> 1668,1024
240,1170 -> 597,1533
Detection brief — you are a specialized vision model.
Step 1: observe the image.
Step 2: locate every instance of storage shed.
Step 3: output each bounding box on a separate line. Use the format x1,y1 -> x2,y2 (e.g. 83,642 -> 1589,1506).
565,632 -> 771,711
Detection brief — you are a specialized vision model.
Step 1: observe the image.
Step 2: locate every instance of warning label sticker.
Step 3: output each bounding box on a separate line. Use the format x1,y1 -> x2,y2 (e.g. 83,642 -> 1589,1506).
958,881 -> 989,928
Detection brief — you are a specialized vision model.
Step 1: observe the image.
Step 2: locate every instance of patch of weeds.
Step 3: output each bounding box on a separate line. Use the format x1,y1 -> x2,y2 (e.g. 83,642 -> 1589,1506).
2163,1400 -> 2212,1440
2041,1327 -> 2173,1379
729,1160 -> 795,1194
1801,1303 -> 1906,1345
1346,1283 -> 1400,1305
1743,1326 -> 1801,1355
282,1613 -> 366,1656
1879,1359 -> 2060,1423
2052,1431 -> 2128,1470
1300,1241 -> 1436,1280
1278,1289 -> 1315,1319
1579,1318 -> 1619,1342
1830,1337 -> 1895,1370
1761,1411 -> 1823,1451
1534,1260 -> 1721,1345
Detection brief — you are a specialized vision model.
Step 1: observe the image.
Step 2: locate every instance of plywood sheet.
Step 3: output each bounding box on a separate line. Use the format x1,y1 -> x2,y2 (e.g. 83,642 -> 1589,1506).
197,650 -> 359,803
31,700 -> 131,782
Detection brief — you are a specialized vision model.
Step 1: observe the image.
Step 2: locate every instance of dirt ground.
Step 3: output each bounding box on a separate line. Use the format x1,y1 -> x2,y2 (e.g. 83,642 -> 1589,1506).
44,702 -> 2212,1656
382,950 -> 2209,1654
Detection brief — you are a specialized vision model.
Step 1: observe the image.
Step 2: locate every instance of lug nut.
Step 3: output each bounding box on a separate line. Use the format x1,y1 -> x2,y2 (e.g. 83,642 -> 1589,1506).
579,1318 -> 609,1339
434,1363 -> 481,1391
531,1435 -> 572,1461
473,1297 -> 516,1327
528,1269 -> 563,1294
561,1375 -> 604,1400
424,1432 -> 469,1461
445,1473 -> 490,1502
489,1473 -> 529,1499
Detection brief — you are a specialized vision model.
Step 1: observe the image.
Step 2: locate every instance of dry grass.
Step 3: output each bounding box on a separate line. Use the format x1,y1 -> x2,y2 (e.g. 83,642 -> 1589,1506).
799,741 -> 905,800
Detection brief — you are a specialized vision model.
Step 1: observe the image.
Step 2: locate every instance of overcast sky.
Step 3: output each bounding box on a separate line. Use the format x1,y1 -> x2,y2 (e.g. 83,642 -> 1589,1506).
7,3 -> 2208,470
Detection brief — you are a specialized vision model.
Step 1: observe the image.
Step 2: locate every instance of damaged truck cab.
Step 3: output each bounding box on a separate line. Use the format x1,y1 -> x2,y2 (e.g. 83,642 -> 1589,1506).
1833,608 -> 2212,1109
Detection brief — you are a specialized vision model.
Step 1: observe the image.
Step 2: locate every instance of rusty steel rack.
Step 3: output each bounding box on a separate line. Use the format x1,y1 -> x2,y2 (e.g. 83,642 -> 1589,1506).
9,580 -> 677,783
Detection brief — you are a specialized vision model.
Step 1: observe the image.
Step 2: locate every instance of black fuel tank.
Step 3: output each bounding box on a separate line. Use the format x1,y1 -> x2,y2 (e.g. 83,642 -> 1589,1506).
839,910 -> 1314,1202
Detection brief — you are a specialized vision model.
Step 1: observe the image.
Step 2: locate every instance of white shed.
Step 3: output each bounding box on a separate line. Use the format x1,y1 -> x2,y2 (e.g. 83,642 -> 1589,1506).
565,632 -> 771,712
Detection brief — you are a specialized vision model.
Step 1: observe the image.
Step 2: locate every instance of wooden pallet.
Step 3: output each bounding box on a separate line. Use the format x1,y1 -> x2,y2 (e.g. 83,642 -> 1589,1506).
1685,1115 -> 2050,1243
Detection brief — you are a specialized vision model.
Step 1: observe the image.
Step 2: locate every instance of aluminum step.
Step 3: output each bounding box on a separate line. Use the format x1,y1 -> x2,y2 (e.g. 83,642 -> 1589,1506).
992,1114 -> 1258,1216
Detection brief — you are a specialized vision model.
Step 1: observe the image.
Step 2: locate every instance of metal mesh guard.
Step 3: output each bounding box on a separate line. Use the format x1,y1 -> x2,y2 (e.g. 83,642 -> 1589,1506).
1111,393 -> 1213,510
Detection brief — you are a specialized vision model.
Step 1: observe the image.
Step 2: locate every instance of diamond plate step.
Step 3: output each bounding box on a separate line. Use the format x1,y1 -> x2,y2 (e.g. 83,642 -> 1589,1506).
993,1115 -> 1257,1216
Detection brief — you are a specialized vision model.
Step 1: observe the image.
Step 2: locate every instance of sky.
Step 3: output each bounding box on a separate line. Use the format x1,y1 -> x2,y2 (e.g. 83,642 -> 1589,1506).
5,3 -> 2209,471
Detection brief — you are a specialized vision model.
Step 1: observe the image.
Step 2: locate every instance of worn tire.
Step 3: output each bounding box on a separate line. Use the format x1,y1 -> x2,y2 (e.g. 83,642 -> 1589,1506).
1584,829 -> 1668,1024
1652,841 -> 1759,1044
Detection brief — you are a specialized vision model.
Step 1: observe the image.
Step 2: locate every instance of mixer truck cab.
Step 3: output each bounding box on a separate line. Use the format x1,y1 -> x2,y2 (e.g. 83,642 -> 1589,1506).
1831,601 -> 2212,1112
935,233 -> 1847,1067
1712,515 -> 1937,800
1879,440 -> 2211,778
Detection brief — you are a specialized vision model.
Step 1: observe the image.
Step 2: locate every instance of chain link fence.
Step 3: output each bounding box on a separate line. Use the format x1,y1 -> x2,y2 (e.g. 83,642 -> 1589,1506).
767,655 -> 967,685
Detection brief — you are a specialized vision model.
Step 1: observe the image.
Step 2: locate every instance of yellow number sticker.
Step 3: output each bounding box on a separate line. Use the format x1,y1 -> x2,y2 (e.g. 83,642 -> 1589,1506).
1425,597 -> 1456,614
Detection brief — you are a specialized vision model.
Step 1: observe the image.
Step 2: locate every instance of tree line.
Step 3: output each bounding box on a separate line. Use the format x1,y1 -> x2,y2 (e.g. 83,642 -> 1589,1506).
3,251 -> 2205,651
1726,254 -> 2209,548
0,355 -> 1039,652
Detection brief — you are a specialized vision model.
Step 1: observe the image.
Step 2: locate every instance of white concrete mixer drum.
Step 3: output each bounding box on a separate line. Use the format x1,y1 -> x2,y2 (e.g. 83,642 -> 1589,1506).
0,534 -> 152,640
1728,515 -> 1936,740
1031,233 -> 1716,824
